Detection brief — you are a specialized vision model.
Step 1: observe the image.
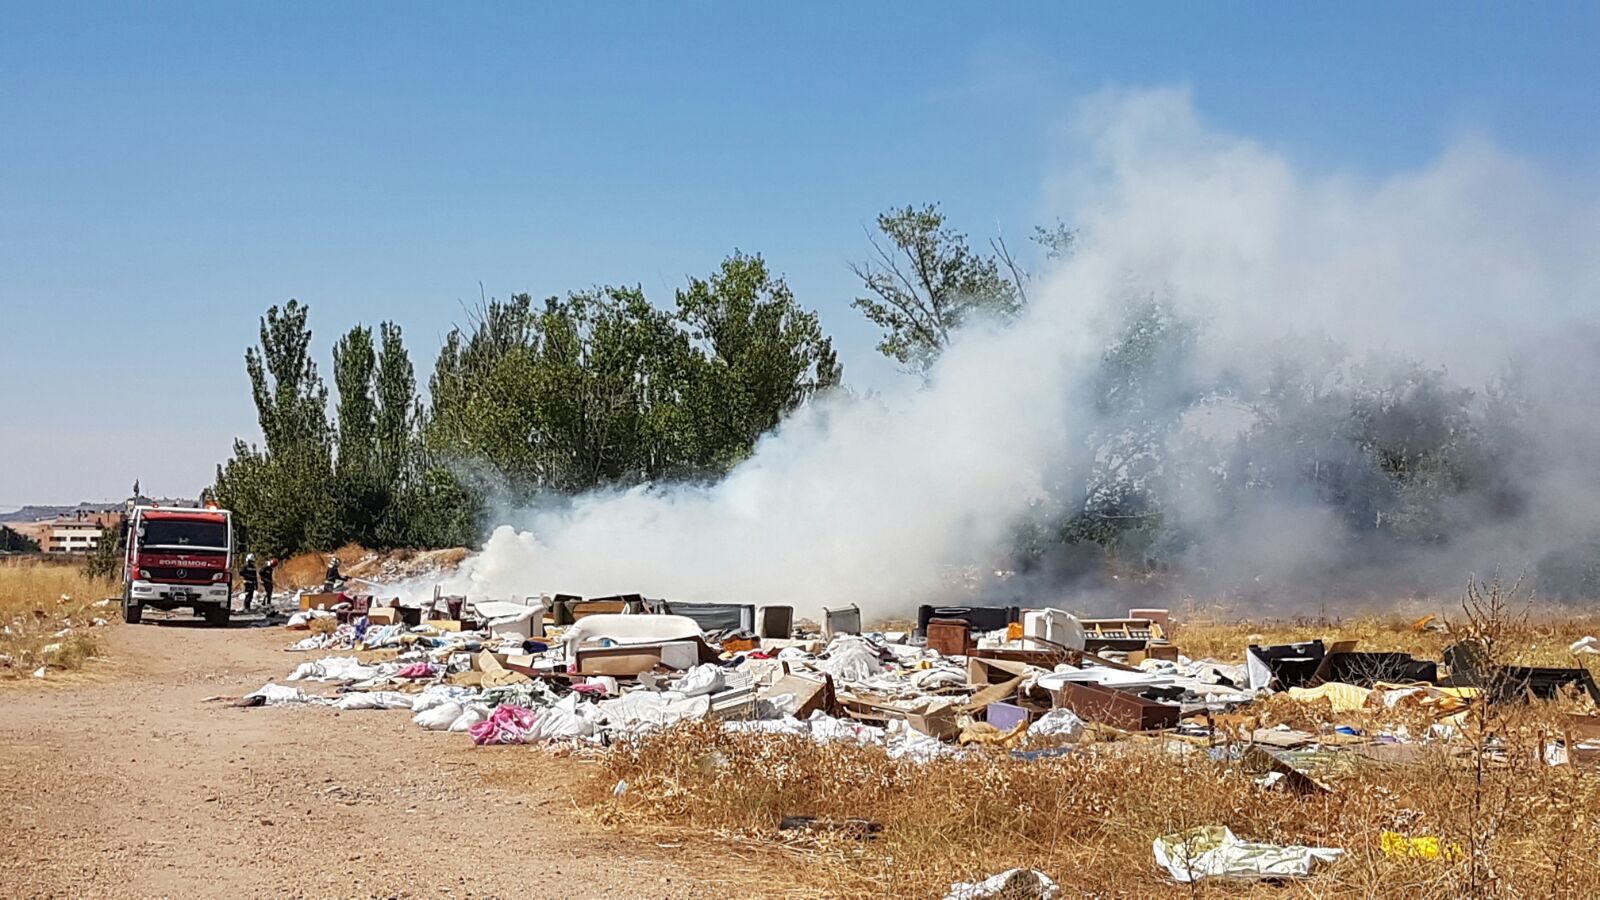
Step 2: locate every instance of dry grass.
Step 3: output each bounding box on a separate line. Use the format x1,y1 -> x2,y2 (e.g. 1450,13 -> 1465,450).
569,592 -> 1600,897
587,709 -> 1600,897
0,557 -> 113,678
1173,608 -> 1600,668
272,544 -> 470,591
273,544 -> 370,590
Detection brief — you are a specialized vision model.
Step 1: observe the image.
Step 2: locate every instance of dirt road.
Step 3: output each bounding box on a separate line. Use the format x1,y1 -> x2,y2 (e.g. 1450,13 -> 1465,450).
0,622 -> 780,898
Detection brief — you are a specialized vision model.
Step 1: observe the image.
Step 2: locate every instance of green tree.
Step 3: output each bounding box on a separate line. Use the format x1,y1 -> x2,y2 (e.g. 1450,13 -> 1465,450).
523,287 -> 694,491
215,300 -> 334,557
373,322 -> 430,547
427,294 -> 536,463
676,252 -> 841,472
423,252 -> 843,499
851,204 -> 1023,373
331,324 -> 381,546
0,525 -> 40,553
83,525 -> 122,579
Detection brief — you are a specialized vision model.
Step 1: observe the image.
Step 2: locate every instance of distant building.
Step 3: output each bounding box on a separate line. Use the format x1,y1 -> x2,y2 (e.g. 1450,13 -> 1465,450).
44,520 -> 102,553
20,509 -> 126,554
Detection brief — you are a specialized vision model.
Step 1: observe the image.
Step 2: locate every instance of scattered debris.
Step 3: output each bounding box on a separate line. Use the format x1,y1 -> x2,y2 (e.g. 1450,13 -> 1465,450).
1379,830 -> 1463,861
238,585 -> 1600,893
944,868 -> 1060,900
1153,825 -> 1344,882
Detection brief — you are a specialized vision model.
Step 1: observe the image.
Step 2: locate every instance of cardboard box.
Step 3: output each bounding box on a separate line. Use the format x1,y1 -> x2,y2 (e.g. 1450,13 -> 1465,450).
576,647 -> 666,676
427,619 -> 464,633
571,600 -> 631,619
366,607 -> 401,625
1127,643 -> 1181,665
905,699 -> 961,741
968,656 -> 1035,686
299,591 -> 345,611
972,647 -> 1075,668
761,638 -> 823,655
761,672 -> 837,718
574,640 -> 699,676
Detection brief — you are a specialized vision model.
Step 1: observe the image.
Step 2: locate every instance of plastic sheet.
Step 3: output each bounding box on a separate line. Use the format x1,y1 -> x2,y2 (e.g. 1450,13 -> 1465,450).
1153,825 -> 1344,882
945,868 -> 1060,900
676,663 -> 726,698
1026,708 -> 1086,741
817,637 -> 883,684
245,683 -> 312,705
597,691 -> 711,730
333,691 -> 414,710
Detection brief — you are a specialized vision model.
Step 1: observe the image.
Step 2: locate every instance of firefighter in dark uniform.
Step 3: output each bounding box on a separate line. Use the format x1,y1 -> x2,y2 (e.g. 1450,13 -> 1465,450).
240,553 -> 259,611
261,558 -> 277,608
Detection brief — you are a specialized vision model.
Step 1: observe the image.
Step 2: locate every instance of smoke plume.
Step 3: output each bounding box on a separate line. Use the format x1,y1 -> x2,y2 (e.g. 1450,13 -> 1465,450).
442,87 -> 1600,616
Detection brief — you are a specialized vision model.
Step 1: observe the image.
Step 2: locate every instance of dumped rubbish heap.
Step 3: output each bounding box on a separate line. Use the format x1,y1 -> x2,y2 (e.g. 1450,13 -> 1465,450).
241,587 -> 1600,885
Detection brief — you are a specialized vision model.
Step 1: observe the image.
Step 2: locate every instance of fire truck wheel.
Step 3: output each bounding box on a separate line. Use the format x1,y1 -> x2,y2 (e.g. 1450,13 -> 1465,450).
122,587 -> 143,625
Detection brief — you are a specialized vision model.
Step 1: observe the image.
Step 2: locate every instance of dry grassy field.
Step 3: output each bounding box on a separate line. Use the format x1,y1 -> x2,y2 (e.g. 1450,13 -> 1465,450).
0,557 -> 112,678
585,602 -> 1600,897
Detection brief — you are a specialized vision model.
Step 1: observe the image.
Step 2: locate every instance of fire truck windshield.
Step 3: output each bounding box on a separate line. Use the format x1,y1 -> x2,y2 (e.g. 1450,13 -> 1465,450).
140,519 -> 228,550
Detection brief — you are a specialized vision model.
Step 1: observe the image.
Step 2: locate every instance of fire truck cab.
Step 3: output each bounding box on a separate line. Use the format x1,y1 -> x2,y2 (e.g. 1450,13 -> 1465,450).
122,505 -> 234,625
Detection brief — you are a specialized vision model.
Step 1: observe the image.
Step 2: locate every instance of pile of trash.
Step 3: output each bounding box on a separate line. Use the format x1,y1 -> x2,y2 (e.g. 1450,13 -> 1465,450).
240,590 -> 1600,884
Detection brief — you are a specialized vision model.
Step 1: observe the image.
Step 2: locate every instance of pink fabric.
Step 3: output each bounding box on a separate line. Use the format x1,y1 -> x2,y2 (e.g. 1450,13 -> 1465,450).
396,662 -> 435,679
469,704 -> 538,745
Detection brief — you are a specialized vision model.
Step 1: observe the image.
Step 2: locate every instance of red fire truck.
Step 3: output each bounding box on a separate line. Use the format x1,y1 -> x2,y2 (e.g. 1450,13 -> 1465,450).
121,505 -> 235,625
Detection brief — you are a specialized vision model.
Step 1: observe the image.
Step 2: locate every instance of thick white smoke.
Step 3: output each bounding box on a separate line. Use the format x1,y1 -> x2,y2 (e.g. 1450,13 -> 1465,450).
441,87 -> 1600,615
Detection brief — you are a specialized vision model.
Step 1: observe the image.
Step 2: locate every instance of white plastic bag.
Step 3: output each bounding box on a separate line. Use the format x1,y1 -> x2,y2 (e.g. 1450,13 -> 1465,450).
448,704 -> 490,732
413,701 -> 464,730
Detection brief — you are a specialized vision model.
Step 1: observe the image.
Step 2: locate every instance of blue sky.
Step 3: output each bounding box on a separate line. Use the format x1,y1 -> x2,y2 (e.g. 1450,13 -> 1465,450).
2,2 -> 1597,507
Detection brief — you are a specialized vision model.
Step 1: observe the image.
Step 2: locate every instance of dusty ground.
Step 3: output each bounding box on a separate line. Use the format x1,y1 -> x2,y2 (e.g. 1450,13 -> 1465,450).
0,619 -> 788,899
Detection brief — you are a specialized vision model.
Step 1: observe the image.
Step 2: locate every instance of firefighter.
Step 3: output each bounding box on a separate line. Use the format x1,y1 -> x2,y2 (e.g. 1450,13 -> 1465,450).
261,558 -> 277,608
324,555 -> 344,591
240,553 -> 258,611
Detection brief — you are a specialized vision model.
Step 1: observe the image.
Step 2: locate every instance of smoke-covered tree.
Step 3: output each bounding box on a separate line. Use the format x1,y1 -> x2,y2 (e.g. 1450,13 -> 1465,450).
1064,297 -> 1201,558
